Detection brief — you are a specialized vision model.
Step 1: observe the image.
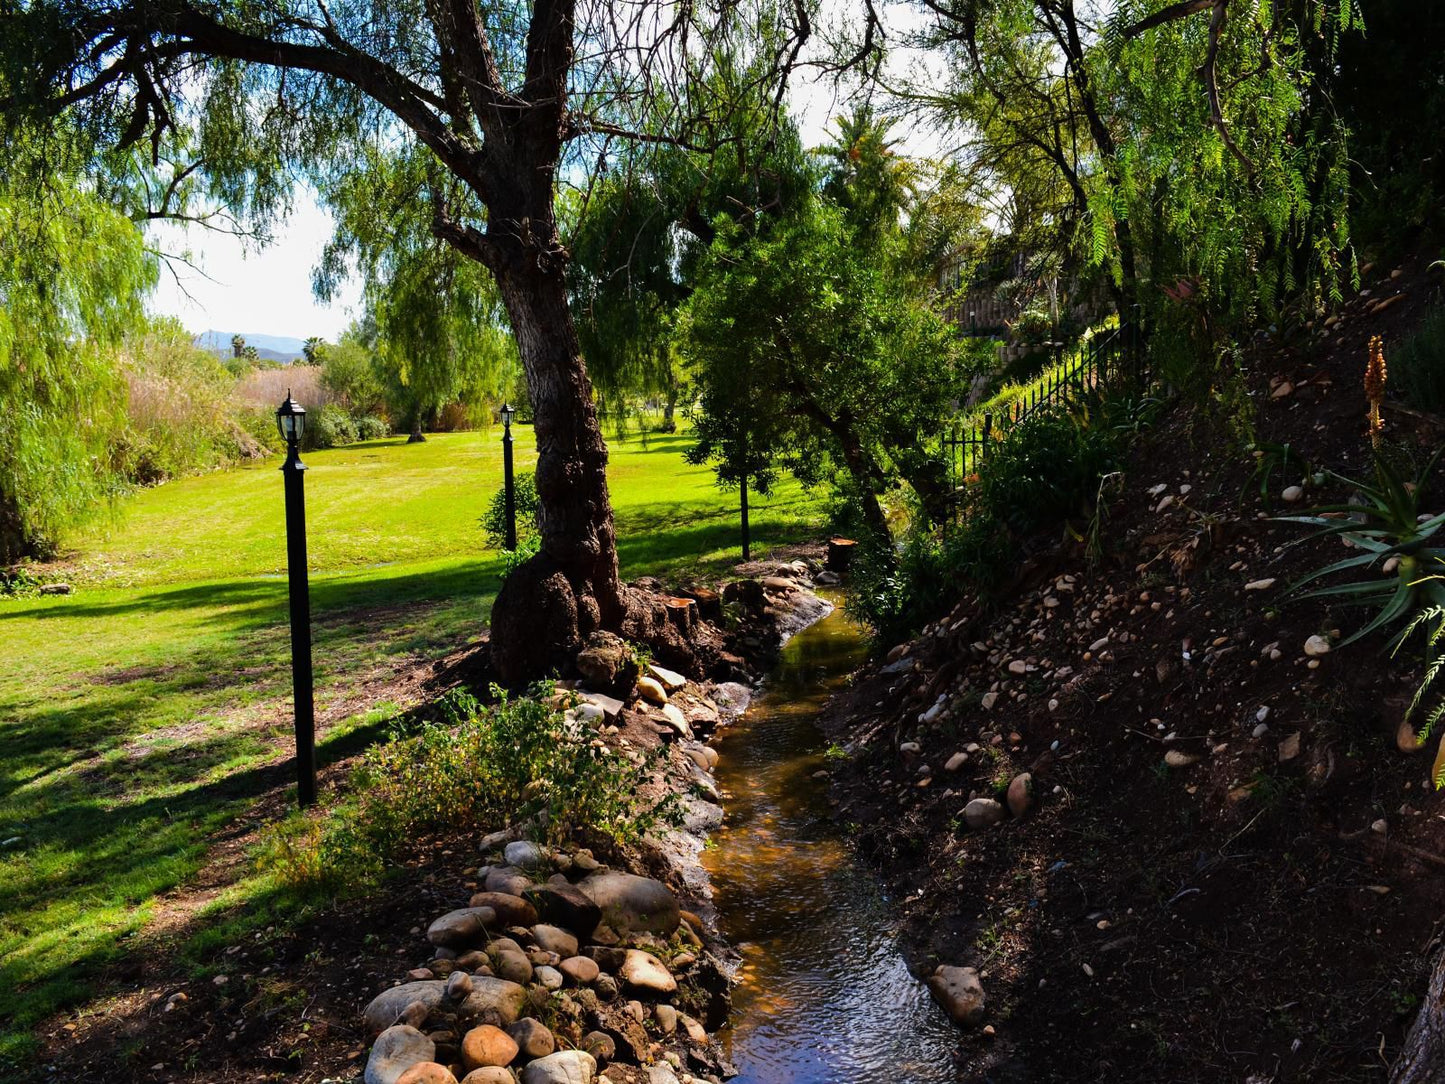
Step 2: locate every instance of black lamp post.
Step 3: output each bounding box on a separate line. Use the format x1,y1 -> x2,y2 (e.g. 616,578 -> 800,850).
500,402 -> 517,551
276,392 -> 316,809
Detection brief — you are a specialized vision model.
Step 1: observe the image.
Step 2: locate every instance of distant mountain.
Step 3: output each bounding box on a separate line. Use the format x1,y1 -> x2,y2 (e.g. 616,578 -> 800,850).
195,330 -> 309,364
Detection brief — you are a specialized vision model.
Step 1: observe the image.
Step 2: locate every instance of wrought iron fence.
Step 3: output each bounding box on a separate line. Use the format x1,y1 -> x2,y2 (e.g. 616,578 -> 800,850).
941,321 -> 1145,507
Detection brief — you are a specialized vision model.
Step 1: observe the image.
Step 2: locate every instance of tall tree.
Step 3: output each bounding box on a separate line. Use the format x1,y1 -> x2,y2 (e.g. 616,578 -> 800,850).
1,0 -> 809,681
0,147 -> 156,562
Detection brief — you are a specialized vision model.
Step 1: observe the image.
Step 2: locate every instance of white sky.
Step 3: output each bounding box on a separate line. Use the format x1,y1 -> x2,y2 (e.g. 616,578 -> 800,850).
146,4 -> 947,343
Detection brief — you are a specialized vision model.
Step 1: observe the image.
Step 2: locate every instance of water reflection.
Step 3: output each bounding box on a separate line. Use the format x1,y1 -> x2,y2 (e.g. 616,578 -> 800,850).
704,601 -> 961,1083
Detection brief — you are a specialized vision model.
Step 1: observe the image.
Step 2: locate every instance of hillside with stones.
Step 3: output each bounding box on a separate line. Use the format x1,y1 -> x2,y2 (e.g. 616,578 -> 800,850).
820,255 -> 1445,1081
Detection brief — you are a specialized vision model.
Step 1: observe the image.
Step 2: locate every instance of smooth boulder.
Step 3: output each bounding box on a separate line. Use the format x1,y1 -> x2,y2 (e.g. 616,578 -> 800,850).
428,907 -> 497,950
461,1024 -> 518,1070
524,883 -> 602,940
520,1050 -> 596,1084
618,948 -> 677,996
366,1025 -> 436,1084
468,891 -> 539,928
577,872 -> 680,936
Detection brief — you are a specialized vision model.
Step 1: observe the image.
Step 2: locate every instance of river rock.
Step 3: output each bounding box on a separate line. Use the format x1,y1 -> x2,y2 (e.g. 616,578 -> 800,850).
928,965 -> 986,1026
469,892 -> 539,928
396,1064 -> 457,1084
508,1016 -> 556,1059
637,675 -> 668,704
491,947 -> 533,984
524,884 -> 602,940
461,1024 -> 518,1070
520,1050 -> 596,1084
581,1031 -> 615,1064
535,965 -> 563,990
428,908 -> 497,950
445,971 -> 473,1001
559,955 -> 600,985
1303,635 -> 1331,657
659,702 -> 692,737
619,948 -> 676,996
963,798 -> 1005,830
486,866 -> 535,897
366,1025 -> 436,1084
578,872 -> 680,935
945,752 -> 968,772
504,840 -> 547,869
460,1070 -> 514,1084
654,1003 -> 678,1034
1005,773 -> 1035,818
530,924 -> 579,958
647,663 -> 687,691
366,984 -> 445,1035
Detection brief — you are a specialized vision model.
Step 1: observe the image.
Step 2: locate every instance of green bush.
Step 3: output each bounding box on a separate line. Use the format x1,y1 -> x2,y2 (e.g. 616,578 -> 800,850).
1392,302 -> 1445,414
976,401 -> 1128,535
481,470 -> 541,549
355,414 -> 390,440
257,689 -> 679,891
846,510 -> 1013,645
307,405 -> 359,450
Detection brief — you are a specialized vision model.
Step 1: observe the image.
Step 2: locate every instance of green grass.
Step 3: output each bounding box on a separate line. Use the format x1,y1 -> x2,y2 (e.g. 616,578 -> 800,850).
0,425 -> 823,1064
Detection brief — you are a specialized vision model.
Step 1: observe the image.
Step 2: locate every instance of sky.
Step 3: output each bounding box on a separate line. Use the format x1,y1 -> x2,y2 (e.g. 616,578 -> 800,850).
145,6 -> 947,345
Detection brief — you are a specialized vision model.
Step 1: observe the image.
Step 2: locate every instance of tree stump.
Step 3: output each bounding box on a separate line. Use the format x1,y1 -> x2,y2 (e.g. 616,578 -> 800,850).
827,537 -> 858,574
664,597 -> 697,634
1394,948 -> 1445,1083
677,586 -> 722,623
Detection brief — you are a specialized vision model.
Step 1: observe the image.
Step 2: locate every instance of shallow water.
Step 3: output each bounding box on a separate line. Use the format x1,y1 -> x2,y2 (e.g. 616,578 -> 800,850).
703,601 -> 961,1083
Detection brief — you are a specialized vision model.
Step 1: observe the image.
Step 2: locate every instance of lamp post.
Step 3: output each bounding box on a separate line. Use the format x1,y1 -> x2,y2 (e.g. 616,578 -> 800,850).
500,402 -> 517,551
276,393 -> 316,809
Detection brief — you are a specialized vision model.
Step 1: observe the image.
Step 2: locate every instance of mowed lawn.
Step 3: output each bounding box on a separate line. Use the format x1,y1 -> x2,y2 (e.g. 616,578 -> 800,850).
0,426 -> 823,1061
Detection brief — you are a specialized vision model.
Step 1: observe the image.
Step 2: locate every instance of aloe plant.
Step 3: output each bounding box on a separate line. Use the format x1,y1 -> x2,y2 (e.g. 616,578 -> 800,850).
1276,448 -> 1445,648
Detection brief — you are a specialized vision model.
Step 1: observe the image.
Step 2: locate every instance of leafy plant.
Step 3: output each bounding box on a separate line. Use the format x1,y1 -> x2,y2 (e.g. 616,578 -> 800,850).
258,687 -> 681,891
1278,448 -> 1445,647
1395,593 -> 1445,786
1245,441 -> 1312,505
481,470 -> 541,549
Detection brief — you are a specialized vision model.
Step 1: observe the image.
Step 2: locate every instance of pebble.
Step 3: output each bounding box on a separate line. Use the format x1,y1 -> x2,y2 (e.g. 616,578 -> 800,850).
1163,750 -> 1199,768
508,1017 -> 556,1059
520,1050 -> 597,1084
1006,773 -> 1035,818
1282,485 -> 1304,502
559,955 -> 600,985
1244,578 -> 1276,591
927,965 -> 986,1025
1303,635 -> 1331,657
461,1025 -> 518,1071
963,798 -> 1005,829
638,676 -> 668,704
945,752 -> 969,772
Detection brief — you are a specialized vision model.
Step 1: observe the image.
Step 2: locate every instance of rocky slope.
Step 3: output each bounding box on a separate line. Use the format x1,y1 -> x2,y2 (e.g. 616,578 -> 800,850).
821,255 -> 1445,1082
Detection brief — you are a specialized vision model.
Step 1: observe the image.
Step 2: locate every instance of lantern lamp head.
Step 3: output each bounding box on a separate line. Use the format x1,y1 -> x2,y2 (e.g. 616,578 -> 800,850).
500,402 -> 515,427
276,392 -> 307,445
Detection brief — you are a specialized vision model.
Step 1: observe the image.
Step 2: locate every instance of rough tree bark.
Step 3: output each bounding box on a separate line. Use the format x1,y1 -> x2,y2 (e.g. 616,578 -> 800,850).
1394,949 -> 1445,1083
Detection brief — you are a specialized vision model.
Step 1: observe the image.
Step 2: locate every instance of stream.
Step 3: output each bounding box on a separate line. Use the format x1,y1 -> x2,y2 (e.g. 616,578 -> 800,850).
702,599 -> 961,1083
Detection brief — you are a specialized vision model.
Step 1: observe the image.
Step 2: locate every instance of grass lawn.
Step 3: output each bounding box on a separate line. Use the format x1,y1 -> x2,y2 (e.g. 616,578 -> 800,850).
0,425 -> 824,1064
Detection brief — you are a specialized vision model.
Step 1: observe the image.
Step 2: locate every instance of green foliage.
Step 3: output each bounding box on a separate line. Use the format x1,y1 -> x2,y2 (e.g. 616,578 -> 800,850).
1395,598 -> 1445,787
1390,302 -> 1445,414
1244,442 -> 1313,506
318,331 -> 387,418
113,317 -> 260,485
976,400 -> 1130,536
0,160 -> 155,561
481,471 -> 541,550
846,511 -> 1013,645
1278,448 -> 1445,647
682,200 -> 967,531
259,689 -> 681,891
307,406 -> 359,450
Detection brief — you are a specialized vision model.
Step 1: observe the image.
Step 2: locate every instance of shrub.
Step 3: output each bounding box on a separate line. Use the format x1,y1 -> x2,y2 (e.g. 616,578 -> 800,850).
846,509 -> 1013,645
976,401 -> 1128,535
355,415 -> 390,440
1392,302 -> 1445,414
307,405 -> 359,449
114,320 -> 263,483
481,471 -> 541,549
257,689 -> 680,891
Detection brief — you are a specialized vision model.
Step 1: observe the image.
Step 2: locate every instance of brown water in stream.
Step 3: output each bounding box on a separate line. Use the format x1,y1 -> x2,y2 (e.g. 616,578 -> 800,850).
703,601 -> 961,1083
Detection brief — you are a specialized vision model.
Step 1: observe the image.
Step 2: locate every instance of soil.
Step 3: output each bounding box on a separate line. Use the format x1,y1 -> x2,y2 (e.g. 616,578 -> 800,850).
817,253 -> 1445,1082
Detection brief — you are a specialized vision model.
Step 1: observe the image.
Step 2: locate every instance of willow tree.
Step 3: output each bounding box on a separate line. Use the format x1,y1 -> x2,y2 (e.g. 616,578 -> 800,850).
889,0 -> 1359,351
1,0 -> 810,679
0,150 -> 155,562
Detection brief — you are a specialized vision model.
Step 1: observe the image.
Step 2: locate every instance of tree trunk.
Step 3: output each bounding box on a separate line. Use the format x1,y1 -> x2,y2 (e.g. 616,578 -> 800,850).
488,248 -> 625,684
1394,948 -> 1445,1083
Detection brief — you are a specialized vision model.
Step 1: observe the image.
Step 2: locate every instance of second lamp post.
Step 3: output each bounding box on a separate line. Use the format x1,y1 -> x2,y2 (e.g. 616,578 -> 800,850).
500,402 -> 517,551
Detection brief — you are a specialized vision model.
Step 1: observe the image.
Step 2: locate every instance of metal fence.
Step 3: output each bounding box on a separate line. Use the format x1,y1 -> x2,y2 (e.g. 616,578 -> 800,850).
941,321 -> 1145,504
